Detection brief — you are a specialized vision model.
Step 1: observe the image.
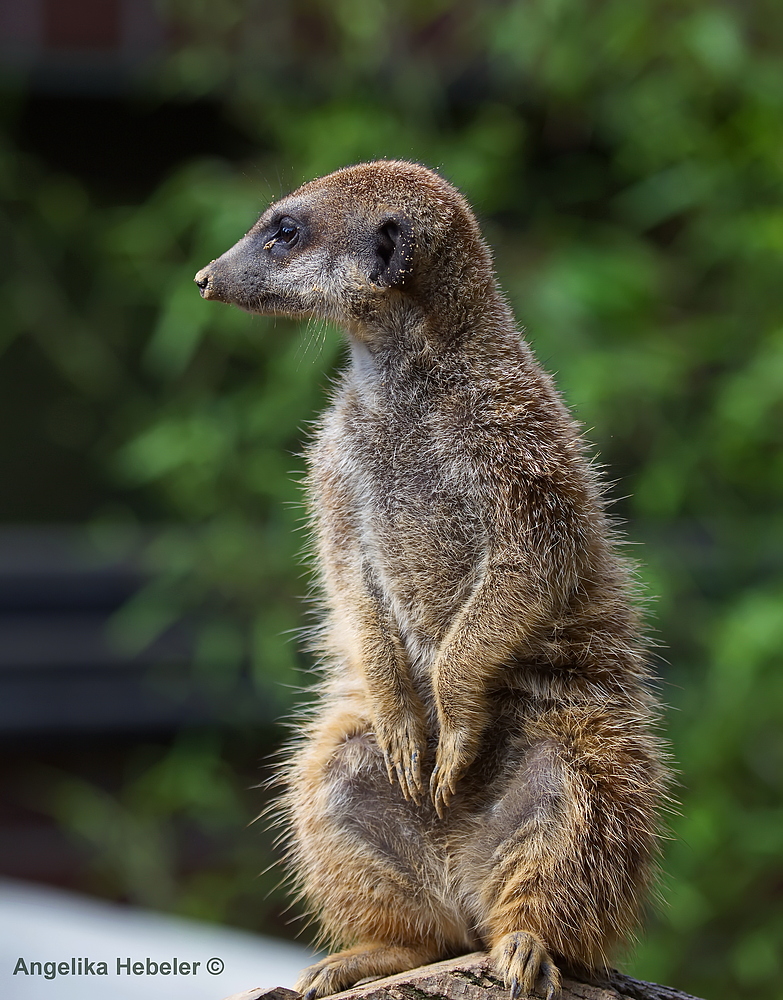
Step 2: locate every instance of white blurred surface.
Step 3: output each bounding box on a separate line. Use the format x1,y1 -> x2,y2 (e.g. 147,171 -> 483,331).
0,878 -> 314,999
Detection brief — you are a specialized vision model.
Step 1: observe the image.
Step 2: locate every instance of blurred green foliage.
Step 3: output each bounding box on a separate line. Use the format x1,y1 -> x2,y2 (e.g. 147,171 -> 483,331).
2,0 -> 783,997
30,727 -> 287,932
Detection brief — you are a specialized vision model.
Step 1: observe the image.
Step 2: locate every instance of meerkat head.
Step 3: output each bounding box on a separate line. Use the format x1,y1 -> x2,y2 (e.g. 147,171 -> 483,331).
194,160 -> 496,341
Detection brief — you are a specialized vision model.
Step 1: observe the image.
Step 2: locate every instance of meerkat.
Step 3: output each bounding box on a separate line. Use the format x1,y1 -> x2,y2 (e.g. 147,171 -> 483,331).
194,160 -> 669,1000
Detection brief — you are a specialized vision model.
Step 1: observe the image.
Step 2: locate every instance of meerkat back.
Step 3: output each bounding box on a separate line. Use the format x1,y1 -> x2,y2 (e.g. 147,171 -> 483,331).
195,160 -> 670,1000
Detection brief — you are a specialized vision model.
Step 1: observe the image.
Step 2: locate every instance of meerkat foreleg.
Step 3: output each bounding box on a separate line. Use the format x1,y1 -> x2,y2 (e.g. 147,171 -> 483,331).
362,631 -> 425,801
320,544 -> 429,803
430,570 -> 558,816
352,590 -> 428,803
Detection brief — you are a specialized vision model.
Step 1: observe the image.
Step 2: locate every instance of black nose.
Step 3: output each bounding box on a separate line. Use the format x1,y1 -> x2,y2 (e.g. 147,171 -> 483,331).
194,265 -> 213,297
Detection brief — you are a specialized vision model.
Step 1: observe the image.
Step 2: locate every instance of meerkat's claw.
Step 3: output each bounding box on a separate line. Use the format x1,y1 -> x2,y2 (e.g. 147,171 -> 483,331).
430,727 -> 473,816
395,749 -> 423,805
429,766 -> 443,816
375,720 -> 425,803
429,764 -> 456,818
295,953 -> 357,998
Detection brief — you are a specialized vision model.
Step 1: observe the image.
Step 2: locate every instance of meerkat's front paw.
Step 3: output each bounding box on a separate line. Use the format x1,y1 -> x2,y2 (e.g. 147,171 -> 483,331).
491,930 -> 561,1000
430,726 -> 475,817
374,713 -> 426,804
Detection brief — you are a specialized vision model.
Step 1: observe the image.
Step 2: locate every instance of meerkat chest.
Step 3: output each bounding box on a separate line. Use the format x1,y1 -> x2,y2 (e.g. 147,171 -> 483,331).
315,397 -> 487,632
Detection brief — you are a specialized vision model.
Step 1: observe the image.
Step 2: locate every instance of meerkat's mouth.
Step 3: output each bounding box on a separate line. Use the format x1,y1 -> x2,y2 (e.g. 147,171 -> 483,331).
238,292 -> 310,317
194,269 -> 306,318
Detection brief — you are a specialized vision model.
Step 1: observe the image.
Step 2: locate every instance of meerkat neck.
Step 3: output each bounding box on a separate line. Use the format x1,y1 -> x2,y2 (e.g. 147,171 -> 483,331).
345,293 -> 531,414
349,278 -> 514,359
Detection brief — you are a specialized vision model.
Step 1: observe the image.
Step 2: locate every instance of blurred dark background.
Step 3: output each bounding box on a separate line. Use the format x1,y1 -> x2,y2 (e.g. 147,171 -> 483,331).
1,2 -> 782,998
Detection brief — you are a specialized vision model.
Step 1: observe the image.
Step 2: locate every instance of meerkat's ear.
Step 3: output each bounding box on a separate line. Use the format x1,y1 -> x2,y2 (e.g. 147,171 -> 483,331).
371,214 -> 414,289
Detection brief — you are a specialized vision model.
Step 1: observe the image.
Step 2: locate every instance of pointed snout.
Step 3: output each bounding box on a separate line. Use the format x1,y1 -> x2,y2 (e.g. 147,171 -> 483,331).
194,262 -> 217,299
194,234 -> 259,305
194,256 -> 237,303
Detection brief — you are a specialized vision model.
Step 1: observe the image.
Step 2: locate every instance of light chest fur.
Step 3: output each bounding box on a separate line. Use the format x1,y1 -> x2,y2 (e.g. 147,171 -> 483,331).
311,375 -> 488,689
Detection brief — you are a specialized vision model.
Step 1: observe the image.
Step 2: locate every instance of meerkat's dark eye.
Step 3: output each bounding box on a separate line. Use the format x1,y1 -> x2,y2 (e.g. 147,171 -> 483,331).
276,218 -> 299,244
263,216 -> 301,254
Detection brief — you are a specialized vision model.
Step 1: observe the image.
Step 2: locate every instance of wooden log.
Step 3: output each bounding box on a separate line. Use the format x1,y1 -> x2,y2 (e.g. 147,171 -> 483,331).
218,953 -> 704,1000
220,988 -> 301,1000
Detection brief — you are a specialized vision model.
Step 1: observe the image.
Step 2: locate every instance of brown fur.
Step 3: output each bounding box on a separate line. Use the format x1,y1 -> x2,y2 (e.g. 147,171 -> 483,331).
195,161 -> 670,1000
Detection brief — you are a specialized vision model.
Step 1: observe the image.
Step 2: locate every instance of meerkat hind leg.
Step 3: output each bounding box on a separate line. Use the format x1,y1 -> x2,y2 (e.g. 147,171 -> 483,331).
290,720 -> 466,998
295,943 -> 440,1000
470,720 -> 659,1000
